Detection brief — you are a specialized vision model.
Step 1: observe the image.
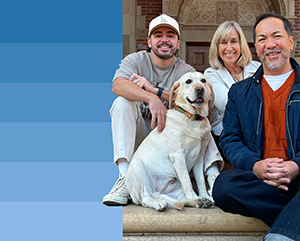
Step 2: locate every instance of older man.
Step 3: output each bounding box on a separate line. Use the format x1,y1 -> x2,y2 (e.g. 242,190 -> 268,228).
213,13 -> 300,241
103,14 -> 222,206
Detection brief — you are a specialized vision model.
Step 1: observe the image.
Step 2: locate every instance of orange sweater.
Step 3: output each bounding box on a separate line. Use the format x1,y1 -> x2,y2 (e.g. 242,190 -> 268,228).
261,71 -> 295,160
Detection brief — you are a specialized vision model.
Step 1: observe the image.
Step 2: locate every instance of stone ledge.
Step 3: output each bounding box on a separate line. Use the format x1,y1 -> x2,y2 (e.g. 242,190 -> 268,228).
123,204 -> 269,234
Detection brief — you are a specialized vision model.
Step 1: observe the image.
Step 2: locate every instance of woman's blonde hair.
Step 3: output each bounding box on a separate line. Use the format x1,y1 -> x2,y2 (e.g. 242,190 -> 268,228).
209,21 -> 252,69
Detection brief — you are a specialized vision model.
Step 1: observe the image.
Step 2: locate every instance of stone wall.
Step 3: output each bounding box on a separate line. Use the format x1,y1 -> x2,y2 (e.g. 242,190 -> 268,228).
133,0 -> 300,62
294,0 -> 300,58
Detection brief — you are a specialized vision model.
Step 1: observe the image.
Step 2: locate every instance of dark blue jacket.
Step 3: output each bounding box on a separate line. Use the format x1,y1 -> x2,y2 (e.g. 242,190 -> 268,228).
219,58 -> 300,171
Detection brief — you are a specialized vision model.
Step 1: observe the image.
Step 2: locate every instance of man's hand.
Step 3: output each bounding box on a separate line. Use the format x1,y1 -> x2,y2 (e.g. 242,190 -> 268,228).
129,73 -> 168,132
148,95 -> 167,133
253,158 -> 300,191
130,74 -> 157,94
265,160 -> 299,191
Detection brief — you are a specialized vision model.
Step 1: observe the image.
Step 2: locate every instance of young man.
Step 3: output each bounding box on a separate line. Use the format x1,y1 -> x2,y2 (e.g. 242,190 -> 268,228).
212,13 -> 300,241
103,14 -> 223,206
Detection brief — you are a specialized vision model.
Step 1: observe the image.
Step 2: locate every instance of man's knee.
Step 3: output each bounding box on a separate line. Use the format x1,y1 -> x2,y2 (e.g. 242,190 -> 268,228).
213,168 -> 256,205
110,97 -> 139,116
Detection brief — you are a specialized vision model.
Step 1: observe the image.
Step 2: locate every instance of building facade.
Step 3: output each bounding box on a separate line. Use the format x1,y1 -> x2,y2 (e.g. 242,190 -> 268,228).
123,0 -> 300,71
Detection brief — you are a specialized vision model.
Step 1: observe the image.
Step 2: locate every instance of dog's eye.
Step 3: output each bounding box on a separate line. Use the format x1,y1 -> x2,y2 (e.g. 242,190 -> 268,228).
185,79 -> 192,84
201,78 -> 206,83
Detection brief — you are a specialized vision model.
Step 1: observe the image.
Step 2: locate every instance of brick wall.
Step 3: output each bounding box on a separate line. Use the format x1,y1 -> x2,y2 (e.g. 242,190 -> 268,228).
295,0 -> 300,57
136,0 -> 162,51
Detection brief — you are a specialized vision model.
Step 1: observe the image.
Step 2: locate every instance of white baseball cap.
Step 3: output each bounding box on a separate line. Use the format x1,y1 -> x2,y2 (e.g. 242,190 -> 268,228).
148,14 -> 180,37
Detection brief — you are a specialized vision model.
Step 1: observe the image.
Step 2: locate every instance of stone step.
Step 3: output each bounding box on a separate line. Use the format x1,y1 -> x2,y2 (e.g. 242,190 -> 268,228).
123,235 -> 265,241
123,204 -> 269,240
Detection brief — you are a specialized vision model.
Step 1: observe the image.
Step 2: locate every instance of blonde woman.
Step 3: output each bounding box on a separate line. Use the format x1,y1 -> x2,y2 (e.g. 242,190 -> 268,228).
204,21 -> 260,138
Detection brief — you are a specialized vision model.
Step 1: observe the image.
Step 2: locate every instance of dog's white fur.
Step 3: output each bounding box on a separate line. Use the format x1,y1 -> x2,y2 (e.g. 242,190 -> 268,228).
125,72 -> 215,211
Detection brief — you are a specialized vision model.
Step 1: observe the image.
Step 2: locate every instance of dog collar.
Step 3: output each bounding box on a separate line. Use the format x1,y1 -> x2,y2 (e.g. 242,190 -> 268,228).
174,105 -> 204,121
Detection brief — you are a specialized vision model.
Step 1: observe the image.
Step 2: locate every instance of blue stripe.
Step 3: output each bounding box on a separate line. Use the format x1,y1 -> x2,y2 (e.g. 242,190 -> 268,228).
0,43 -> 122,83
0,83 -> 116,122
0,162 -> 119,201
0,122 -> 113,162
0,0 -> 122,43
0,202 -> 122,241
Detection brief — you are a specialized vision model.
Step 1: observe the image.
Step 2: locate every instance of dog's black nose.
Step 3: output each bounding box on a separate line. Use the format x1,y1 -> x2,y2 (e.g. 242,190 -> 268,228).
195,86 -> 204,93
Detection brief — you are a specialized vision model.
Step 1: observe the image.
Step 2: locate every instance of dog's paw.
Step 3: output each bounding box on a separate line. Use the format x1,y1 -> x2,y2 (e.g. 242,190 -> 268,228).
147,200 -> 169,211
197,197 -> 214,208
155,201 -> 169,211
174,201 -> 184,211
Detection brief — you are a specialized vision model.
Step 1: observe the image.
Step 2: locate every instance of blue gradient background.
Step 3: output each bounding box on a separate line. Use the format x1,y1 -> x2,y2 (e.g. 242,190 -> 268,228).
0,0 -> 122,240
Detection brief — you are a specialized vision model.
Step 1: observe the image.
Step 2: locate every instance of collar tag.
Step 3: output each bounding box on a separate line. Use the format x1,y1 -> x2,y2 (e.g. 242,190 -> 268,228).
174,105 -> 204,121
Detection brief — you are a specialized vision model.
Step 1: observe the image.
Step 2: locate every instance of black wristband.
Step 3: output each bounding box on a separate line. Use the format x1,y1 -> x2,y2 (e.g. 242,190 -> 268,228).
157,87 -> 164,98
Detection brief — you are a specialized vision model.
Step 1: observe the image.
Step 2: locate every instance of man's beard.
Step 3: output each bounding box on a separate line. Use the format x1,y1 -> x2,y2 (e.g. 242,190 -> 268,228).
258,48 -> 290,71
151,42 -> 178,59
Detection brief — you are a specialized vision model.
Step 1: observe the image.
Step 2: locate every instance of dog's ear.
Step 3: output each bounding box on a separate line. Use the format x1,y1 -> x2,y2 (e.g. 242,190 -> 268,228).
207,81 -> 215,110
169,80 -> 180,109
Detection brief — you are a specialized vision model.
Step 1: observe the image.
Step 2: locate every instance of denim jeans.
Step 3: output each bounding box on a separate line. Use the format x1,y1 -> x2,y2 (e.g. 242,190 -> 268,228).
212,168 -> 300,241
263,233 -> 295,241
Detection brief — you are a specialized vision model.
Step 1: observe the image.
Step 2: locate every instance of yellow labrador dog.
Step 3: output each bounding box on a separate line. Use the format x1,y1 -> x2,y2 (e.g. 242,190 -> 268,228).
125,72 -> 215,211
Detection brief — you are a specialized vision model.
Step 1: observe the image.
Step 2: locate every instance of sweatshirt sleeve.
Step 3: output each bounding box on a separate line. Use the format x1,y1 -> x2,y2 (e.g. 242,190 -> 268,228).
204,68 -> 230,114
112,53 -> 139,81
